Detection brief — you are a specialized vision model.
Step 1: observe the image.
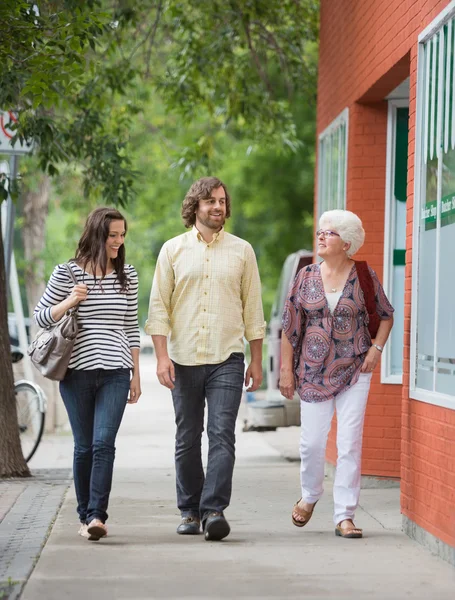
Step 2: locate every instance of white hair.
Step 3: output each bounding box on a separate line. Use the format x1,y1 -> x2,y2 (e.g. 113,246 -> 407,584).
319,210 -> 365,257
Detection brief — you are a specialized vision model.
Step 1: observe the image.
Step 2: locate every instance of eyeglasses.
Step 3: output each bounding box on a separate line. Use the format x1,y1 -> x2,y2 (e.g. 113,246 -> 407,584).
316,229 -> 340,239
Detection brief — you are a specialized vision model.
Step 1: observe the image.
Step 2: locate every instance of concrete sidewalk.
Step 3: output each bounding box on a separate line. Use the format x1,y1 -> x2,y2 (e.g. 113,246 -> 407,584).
17,357 -> 455,599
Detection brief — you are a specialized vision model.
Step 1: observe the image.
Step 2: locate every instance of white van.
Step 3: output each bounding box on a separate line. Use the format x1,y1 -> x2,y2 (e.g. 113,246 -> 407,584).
245,250 -> 313,430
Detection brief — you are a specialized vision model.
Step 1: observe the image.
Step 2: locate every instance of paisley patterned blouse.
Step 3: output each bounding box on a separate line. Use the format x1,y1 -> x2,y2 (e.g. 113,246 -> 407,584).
282,263 -> 394,403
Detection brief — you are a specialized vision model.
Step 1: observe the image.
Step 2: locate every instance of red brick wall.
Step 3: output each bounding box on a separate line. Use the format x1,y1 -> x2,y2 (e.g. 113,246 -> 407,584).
318,0 -> 455,543
401,399 -> 455,547
317,0 -> 450,132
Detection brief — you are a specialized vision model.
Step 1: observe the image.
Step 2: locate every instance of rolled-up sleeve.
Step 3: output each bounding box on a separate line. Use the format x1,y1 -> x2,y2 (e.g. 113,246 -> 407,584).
124,267 -> 140,348
241,244 -> 266,341
368,267 -> 395,319
34,265 -> 71,328
144,243 -> 174,336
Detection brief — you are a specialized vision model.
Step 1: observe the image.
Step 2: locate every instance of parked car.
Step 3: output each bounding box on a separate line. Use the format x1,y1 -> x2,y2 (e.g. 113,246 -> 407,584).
245,250 -> 313,430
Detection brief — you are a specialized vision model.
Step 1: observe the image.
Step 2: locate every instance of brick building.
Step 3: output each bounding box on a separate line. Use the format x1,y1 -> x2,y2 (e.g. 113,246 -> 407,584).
316,0 -> 455,562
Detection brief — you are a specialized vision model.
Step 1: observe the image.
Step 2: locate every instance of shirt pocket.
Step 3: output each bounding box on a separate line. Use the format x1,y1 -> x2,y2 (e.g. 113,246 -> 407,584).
225,255 -> 244,284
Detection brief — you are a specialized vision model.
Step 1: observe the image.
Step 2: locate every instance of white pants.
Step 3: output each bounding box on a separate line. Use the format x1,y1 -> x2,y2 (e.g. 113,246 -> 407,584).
299,373 -> 372,525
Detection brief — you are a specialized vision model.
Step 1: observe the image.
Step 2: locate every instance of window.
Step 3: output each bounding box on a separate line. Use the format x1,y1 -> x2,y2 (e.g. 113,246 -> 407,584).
383,100 -> 409,384
412,4 -> 455,409
317,109 -> 348,217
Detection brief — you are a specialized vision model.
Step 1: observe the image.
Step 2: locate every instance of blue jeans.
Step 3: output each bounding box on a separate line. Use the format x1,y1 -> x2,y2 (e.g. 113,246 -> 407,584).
171,353 -> 245,521
60,368 -> 130,524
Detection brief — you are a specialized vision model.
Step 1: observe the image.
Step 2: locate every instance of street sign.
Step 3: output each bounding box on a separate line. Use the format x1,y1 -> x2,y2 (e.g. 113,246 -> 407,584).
0,111 -> 33,155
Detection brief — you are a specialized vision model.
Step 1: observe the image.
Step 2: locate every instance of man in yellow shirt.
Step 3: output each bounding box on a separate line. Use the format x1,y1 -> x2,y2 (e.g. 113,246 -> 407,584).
145,176 -> 265,541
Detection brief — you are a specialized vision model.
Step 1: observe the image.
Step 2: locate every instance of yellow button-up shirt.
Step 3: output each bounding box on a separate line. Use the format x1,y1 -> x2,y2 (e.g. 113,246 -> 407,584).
145,226 -> 266,366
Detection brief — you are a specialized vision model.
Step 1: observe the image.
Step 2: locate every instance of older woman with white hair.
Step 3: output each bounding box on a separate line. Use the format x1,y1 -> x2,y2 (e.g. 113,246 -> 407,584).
280,209 -> 394,538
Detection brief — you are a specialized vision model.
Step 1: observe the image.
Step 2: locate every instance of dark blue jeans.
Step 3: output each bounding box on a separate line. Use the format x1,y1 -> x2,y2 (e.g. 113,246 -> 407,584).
171,352 -> 245,521
60,368 -> 130,524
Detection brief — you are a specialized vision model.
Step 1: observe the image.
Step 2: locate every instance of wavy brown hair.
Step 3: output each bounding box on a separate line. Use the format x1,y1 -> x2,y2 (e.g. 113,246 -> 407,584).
71,207 -> 129,291
181,176 -> 231,228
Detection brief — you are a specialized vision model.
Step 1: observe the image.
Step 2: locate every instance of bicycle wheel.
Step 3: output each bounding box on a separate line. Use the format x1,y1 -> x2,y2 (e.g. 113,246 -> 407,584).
15,381 -> 45,462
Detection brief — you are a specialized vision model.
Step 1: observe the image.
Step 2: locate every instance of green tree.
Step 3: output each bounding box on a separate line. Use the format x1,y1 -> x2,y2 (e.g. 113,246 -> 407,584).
39,87 -> 317,326
223,101 -> 316,317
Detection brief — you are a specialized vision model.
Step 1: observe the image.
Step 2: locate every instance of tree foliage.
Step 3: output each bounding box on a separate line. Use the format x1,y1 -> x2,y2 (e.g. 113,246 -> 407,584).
34,90 -> 316,324
0,0 -> 138,205
9,0 -> 319,320
0,0 -> 319,201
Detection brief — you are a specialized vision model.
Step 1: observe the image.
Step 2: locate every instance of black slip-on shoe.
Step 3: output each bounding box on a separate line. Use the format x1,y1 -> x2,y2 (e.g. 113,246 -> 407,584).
177,517 -> 201,535
203,512 -> 230,541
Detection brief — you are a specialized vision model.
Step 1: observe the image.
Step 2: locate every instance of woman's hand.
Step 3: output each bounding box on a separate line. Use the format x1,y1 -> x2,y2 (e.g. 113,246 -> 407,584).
128,373 -> 141,404
68,284 -> 88,308
279,368 -> 295,400
361,346 -> 381,373
51,283 -> 88,321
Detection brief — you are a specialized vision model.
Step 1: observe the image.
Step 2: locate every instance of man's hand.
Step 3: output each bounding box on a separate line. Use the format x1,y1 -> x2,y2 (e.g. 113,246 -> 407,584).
245,360 -> 262,392
156,356 -> 176,390
279,368 -> 295,400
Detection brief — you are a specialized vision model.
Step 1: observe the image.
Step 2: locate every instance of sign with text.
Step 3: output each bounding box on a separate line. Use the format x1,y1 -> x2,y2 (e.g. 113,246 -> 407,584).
441,193 -> 455,227
422,199 -> 437,230
422,193 -> 455,230
0,111 -> 33,155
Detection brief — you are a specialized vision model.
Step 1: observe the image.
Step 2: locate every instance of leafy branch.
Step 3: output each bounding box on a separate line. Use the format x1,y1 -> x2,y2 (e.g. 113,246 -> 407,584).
0,0 -> 319,198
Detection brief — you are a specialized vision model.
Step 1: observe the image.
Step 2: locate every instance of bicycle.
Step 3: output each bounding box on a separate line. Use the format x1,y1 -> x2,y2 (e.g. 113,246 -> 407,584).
11,346 -> 47,462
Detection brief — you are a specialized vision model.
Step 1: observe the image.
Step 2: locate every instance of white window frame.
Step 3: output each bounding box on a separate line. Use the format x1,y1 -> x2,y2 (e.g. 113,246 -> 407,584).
382,99 -> 409,385
410,0 -> 455,410
317,108 -> 348,219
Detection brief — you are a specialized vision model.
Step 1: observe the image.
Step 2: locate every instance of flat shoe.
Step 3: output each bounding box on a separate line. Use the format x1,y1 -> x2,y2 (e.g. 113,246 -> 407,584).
177,517 -> 201,535
203,513 -> 230,541
335,519 -> 363,538
78,524 -> 90,539
291,499 -> 318,528
87,518 -> 107,541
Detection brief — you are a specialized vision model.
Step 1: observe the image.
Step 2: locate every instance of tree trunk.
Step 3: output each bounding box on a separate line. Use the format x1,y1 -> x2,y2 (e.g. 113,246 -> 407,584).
0,209 -> 31,478
21,176 -> 59,432
22,176 -> 50,335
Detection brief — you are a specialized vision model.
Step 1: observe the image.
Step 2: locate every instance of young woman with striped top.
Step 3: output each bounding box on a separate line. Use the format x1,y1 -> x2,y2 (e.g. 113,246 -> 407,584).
34,207 -> 141,541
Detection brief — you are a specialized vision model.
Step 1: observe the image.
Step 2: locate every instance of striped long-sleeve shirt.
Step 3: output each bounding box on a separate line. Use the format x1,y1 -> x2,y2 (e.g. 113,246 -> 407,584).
34,262 -> 140,370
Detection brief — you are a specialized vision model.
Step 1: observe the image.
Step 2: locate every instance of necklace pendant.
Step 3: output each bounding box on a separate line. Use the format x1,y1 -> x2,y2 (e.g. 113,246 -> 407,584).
331,288 -> 337,293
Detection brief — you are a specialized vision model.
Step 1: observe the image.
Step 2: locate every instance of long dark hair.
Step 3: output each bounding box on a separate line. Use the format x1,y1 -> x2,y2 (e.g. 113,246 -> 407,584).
71,207 -> 129,291
181,176 -> 231,228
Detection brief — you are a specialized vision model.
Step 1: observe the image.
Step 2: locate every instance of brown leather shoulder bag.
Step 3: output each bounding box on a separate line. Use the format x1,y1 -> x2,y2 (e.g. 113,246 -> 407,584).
28,263 -> 80,381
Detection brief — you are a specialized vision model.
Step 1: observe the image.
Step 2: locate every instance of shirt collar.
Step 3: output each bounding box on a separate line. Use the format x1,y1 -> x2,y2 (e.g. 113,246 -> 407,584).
192,225 -> 225,245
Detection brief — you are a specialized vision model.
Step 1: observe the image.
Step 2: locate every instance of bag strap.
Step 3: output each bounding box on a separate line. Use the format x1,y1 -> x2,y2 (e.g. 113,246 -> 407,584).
355,261 -> 376,314
63,263 -> 80,314
64,262 -> 78,286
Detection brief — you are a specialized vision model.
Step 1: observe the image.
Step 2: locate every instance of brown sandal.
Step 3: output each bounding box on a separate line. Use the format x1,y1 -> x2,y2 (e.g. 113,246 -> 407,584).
335,519 -> 363,538
291,499 -> 318,528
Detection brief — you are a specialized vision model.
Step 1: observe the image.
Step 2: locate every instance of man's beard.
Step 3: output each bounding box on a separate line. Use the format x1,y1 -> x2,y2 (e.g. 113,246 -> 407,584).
198,214 -> 225,229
